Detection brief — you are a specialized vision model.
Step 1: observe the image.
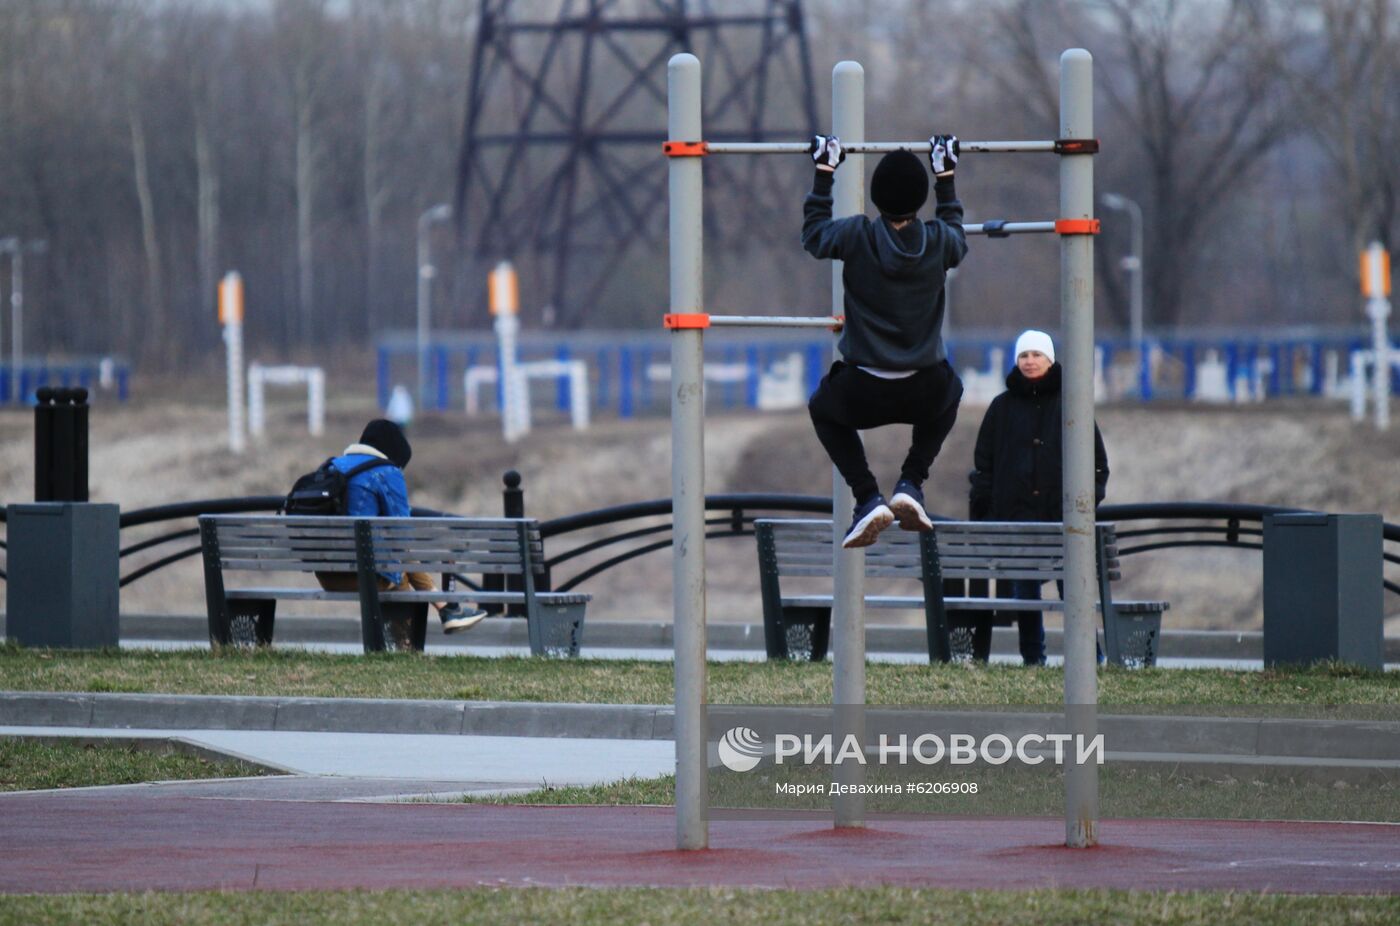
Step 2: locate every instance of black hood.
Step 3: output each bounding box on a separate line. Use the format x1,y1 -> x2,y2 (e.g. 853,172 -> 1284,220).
359,419 -> 412,469
1006,361 -> 1062,397
870,217 -> 930,278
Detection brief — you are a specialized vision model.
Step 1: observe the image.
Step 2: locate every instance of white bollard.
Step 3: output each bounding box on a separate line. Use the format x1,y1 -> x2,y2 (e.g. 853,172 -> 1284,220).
308,368 -> 325,436
1351,350 -> 1367,422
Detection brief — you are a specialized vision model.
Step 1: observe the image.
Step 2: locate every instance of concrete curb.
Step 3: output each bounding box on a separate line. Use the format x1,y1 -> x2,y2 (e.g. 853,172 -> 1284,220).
0,691 -> 675,740
2,691 -> 1396,761
12,613 -> 1395,660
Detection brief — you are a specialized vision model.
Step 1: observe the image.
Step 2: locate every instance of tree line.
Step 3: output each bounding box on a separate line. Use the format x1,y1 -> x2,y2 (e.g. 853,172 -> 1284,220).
0,0 -> 1394,370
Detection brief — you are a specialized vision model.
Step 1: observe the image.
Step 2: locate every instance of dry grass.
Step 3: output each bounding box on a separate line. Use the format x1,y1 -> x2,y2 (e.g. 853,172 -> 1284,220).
0,888 -> 1396,925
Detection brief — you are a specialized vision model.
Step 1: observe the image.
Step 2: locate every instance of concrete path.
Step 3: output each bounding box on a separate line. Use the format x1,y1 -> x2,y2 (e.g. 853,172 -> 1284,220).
1,725 -> 674,793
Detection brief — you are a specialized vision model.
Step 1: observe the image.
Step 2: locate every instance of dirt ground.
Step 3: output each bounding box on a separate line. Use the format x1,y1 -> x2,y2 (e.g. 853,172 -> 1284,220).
2,380 -> 1396,631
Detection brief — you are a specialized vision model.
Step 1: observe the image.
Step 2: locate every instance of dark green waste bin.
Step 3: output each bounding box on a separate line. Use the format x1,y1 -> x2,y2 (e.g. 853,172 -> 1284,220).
1262,513 -> 1383,669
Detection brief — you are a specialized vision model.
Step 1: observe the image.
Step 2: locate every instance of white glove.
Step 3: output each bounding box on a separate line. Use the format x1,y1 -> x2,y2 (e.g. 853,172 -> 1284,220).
929,134 -> 959,177
809,134 -> 847,171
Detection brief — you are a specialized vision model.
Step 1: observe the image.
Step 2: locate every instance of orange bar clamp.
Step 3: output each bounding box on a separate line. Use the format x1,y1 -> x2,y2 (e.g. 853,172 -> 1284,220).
663,141 -> 709,157
1055,219 -> 1101,235
664,313 -> 711,329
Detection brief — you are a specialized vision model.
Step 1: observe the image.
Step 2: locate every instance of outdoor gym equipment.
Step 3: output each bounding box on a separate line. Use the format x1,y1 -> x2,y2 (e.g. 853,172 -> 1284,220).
665,50 -> 1100,851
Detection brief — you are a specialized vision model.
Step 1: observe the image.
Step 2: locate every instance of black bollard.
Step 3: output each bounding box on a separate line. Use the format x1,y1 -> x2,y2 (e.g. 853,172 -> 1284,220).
34,387 -> 90,502
483,470 -> 526,616
12,386 -> 116,649
34,386 -> 54,501
73,387 -> 90,502
502,469 -> 524,518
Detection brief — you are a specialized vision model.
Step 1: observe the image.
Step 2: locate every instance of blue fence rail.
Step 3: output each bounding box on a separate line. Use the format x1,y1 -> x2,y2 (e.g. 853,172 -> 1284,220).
0,361 -> 131,406
377,330 -> 1395,416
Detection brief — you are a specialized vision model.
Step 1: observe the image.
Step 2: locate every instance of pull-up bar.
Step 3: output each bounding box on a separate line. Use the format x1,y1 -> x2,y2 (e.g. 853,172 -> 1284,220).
665,313 -> 842,330
667,50 -> 1101,855
665,140 -> 1099,156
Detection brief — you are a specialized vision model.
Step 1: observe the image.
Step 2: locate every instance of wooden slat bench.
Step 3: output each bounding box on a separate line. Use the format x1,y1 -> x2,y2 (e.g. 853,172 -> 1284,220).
755,518 -> 1169,666
198,515 -> 589,656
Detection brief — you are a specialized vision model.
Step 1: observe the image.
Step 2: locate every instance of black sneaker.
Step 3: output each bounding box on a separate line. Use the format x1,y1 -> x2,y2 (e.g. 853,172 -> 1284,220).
842,495 -> 894,549
439,603 -> 487,634
889,479 -> 934,532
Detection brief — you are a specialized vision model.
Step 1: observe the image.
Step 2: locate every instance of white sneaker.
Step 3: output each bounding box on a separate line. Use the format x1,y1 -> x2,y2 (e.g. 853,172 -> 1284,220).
889,479 -> 934,532
842,497 -> 894,549
440,606 -> 487,634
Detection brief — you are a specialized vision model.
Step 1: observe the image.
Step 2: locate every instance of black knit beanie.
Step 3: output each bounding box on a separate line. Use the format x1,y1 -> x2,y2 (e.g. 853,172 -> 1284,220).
359,419 -> 412,469
870,149 -> 928,218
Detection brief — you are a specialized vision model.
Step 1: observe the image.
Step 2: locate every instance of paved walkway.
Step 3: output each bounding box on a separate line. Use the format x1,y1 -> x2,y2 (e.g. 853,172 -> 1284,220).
1,794 -> 1397,893
1,725 -> 674,794
4,717 -> 1399,894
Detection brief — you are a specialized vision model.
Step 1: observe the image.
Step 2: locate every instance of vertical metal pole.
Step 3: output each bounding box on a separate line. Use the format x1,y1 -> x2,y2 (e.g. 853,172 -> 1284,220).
1059,48 -> 1099,849
417,220 -> 431,408
219,272 -> 246,454
1364,242 -> 1391,432
830,59 -> 866,829
668,52 -> 708,852
11,250 -> 22,382
1128,199 -> 1144,361
417,204 -> 451,409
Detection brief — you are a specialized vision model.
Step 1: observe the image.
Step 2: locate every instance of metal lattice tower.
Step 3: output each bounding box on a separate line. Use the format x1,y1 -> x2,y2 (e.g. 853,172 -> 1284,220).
455,0 -> 818,328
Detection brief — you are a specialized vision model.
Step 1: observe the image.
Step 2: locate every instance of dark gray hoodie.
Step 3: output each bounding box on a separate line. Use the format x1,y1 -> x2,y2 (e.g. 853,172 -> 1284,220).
801,170 -> 966,369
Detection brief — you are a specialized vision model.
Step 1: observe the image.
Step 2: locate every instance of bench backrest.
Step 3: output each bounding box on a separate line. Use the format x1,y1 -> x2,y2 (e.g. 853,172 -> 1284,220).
756,519 -> 1121,584
199,515 -> 547,577
199,516 -> 359,573
362,517 -> 545,576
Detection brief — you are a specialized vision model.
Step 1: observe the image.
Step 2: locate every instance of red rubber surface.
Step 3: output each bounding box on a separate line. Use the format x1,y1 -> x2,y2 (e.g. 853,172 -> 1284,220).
1,795 -> 1397,894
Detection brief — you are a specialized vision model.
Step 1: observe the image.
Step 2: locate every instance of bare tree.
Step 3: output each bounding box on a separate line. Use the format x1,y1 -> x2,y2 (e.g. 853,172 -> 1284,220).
994,0 -> 1296,329
1284,0 -> 1400,255
273,0 -> 337,345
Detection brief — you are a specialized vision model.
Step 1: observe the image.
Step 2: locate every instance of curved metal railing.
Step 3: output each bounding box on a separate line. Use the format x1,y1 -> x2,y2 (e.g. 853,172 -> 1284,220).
0,495 -> 1395,598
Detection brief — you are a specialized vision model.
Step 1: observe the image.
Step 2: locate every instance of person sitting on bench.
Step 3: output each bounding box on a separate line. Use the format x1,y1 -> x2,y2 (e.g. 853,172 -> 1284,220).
314,419 -> 486,635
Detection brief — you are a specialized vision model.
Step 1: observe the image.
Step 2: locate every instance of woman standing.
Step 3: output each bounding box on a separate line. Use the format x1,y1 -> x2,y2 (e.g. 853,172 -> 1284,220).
967,330 -> 1109,665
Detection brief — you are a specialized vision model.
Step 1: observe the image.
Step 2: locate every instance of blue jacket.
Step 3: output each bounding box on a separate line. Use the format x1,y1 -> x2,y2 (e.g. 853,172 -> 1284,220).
331,447 -> 409,583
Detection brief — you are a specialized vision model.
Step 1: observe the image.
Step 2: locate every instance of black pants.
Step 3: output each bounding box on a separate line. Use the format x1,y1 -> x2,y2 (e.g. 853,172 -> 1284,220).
807,360 -> 963,504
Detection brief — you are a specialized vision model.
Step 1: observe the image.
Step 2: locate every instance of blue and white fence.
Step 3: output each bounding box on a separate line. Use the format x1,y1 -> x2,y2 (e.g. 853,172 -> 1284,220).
0,359 -> 130,406
376,328 -> 1397,417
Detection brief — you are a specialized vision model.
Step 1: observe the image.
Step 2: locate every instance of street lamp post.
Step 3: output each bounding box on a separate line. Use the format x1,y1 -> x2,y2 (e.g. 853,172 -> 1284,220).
416,203 -> 452,408
1101,193 -> 1144,379
1,238 -> 48,391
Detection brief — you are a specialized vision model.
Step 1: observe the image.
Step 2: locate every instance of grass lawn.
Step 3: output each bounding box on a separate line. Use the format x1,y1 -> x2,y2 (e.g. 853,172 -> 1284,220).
0,888 -> 1395,925
0,737 -> 269,792
1,645 -> 1397,707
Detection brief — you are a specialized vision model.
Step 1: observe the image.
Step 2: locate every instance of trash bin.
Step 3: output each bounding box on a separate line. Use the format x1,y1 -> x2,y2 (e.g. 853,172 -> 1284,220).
5,503 -> 120,649
1262,513 -> 1383,669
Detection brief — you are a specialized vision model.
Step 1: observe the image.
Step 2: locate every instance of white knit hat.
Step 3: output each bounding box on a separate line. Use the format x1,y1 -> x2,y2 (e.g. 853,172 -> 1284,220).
1014,329 -> 1055,364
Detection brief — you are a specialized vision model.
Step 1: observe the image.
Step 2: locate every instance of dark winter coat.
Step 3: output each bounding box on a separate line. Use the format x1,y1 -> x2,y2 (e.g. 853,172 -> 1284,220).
968,363 -> 1108,521
801,170 -> 966,370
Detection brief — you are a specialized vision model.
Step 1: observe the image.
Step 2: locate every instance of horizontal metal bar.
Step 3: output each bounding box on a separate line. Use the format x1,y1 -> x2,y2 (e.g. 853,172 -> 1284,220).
704,140 -> 1056,155
708,315 -> 842,329
965,221 -> 1056,236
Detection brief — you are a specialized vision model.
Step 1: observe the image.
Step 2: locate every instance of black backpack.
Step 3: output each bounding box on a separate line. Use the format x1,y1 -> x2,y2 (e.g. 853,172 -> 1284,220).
282,457 -> 395,516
